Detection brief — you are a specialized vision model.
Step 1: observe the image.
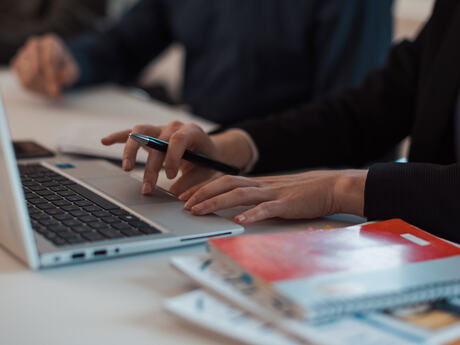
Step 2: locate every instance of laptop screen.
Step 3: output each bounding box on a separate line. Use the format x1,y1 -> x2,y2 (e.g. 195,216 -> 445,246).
0,97 -> 39,269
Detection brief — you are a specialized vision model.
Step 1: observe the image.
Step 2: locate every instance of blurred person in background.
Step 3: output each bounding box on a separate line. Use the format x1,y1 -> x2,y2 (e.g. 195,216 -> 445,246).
12,0 -> 393,125
0,0 -> 108,64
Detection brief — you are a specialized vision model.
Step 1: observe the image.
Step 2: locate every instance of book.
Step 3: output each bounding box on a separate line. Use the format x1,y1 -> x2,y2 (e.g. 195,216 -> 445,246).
207,219 -> 460,321
168,256 -> 460,345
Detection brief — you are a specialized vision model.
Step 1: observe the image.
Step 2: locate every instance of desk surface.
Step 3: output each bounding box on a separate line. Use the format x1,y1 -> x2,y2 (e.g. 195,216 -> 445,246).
0,69 -> 362,345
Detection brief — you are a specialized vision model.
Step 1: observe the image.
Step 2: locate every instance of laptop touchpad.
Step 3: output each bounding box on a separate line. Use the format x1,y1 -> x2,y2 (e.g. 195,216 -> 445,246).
82,176 -> 177,206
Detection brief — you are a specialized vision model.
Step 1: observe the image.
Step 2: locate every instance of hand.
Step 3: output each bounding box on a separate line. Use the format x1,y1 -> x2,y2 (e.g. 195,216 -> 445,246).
11,34 -> 79,97
180,170 -> 368,224
101,122 -> 254,196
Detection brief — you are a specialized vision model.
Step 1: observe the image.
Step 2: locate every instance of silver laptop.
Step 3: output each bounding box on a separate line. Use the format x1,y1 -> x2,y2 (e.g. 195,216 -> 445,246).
0,99 -> 244,269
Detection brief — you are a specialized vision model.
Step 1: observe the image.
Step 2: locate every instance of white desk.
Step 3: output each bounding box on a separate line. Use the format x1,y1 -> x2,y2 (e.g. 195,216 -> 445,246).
0,69 -> 362,345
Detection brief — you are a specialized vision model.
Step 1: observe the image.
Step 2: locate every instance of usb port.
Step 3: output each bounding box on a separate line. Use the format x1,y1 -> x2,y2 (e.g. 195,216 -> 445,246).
93,249 -> 107,257
72,252 -> 85,259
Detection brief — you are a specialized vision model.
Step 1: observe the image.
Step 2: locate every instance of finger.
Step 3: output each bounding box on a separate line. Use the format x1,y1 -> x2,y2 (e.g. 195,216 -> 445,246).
184,175 -> 257,209
170,169 -> 220,196
234,200 -> 285,224
39,36 -> 60,97
101,129 -> 132,145
164,123 -> 205,179
190,187 -> 268,216
14,38 -> 41,89
123,125 -> 161,171
141,149 -> 164,195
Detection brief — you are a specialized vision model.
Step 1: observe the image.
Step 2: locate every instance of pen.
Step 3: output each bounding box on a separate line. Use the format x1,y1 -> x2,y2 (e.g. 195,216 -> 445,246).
128,133 -> 240,175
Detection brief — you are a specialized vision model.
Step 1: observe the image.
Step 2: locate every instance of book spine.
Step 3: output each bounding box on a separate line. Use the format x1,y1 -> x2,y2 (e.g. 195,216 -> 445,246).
309,279 -> 460,321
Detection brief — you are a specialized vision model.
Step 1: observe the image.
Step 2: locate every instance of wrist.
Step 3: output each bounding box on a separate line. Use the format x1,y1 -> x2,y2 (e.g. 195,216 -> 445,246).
333,170 -> 368,216
211,129 -> 254,170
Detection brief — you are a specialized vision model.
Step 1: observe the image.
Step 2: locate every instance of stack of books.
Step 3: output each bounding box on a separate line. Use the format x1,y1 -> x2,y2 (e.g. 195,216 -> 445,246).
164,219 -> 460,345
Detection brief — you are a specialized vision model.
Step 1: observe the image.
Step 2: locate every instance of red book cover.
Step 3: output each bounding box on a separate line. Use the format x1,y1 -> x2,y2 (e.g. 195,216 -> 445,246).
209,219 -> 460,283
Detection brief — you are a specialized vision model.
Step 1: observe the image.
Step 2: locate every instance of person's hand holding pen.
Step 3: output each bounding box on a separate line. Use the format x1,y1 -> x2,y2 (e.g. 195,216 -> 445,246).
102,121 -> 368,225
101,122 -> 254,196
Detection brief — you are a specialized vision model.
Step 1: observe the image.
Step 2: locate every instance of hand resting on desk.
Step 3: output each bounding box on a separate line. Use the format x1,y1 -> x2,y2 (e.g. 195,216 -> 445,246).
102,121 -> 367,225
11,34 -> 79,98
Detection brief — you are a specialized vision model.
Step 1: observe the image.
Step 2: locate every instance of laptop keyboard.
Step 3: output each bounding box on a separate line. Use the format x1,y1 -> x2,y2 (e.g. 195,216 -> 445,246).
19,164 -> 161,247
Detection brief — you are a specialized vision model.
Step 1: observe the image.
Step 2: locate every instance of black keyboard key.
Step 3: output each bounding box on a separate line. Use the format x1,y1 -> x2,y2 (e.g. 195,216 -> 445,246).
62,205 -> 80,212
110,209 -> 128,216
102,216 -> 121,224
81,232 -> 106,242
35,177 -> 52,183
39,219 -> 60,226
75,200 -> 92,207
44,208 -> 64,216
50,186 -> 67,192
42,182 -> 61,187
72,225 -> 93,233
66,237 -> 86,244
62,219 -> 82,227
36,190 -> 55,197
29,185 -> 47,191
29,198 -> 47,205
27,208 -> 42,215
99,229 -> 124,239
68,184 -> 119,210
31,213 -> 48,221
54,214 -> 73,221
67,195 -> 84,202
44,195 -> 63,201
92,211 -> 110,218
70,210 -> 87,217
53,200 -> 72,207
36,203 -> 55,210
79,215 -> 98,223
120,229 -> 143,237
89,222 -> 109,230
112,223 -> 133,231
49,225 -> 69,233
83,206 -> 102,213
138,225 -> 161,235
56,191 -> 76,197
61,180 -> 77,186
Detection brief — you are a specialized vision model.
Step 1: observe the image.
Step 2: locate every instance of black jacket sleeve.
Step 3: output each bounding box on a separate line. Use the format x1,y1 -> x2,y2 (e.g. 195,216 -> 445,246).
67,0 -> 172,87
365,163 -> 460,243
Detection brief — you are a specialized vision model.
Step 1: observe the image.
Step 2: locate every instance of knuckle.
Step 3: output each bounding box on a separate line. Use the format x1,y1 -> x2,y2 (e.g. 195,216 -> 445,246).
233,187 -> 247,198
132,124 -> 149,133
220,175 -> 235,184
169,120 -> 183,129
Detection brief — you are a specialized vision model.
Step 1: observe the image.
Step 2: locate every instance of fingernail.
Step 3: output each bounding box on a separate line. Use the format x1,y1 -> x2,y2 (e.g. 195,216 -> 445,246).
184,200 -> 193,209
178,193 -> 186,200
192,204 -> 204,214
123,159 -> 132,170
235,215 -> 246,223
141,183 -> 152,194
166,168 -> 175,179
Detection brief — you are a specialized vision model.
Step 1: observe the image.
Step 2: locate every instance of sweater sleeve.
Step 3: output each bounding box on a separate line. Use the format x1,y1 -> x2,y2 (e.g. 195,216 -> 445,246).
365,162 -> 460,243
66,0 -> 172,87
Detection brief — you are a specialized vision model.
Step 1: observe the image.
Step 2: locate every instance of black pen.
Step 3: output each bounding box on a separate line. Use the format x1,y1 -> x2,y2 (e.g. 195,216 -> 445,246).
128,133 -> 240,175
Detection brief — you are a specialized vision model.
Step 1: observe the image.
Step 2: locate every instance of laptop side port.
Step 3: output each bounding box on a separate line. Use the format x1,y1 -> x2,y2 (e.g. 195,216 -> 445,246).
72,252 -> 85,259
93,249 -> 107,257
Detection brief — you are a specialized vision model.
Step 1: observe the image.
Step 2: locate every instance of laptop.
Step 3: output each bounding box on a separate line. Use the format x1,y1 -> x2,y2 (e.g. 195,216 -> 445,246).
0,99 -> 244,269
